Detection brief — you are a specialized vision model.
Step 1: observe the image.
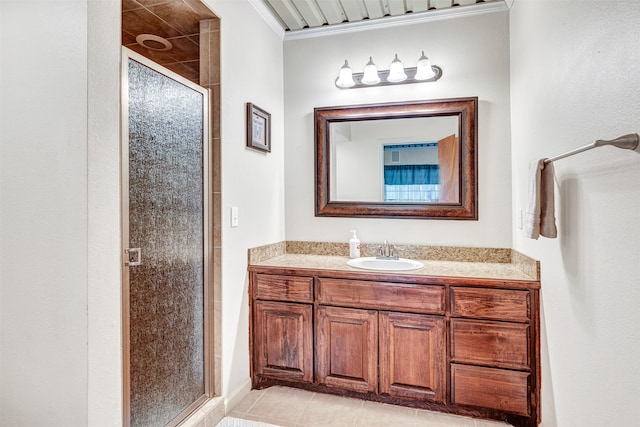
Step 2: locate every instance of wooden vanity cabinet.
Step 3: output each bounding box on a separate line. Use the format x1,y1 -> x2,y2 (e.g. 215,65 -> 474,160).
251,273 -> 314,384
249,267 -> 540,427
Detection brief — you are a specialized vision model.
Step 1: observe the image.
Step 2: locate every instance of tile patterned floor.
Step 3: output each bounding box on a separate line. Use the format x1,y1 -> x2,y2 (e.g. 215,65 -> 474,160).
227,386 -> 511,427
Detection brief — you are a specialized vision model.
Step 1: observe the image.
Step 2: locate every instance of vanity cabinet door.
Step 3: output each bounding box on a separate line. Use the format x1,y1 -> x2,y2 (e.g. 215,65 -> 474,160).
254,301 -> 313,383
379,312 -> 446,403
317,306 -> 378,394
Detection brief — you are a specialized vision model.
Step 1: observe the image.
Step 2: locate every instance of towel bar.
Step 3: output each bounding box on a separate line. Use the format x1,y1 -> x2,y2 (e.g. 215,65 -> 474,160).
543,133 -> 639,164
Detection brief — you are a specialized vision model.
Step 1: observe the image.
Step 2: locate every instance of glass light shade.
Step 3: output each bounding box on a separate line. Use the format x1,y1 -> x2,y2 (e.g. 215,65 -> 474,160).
415,51 -> 436,80
335,60 -> 355,88
387,54 -> 407,83
361,56 -> 380,85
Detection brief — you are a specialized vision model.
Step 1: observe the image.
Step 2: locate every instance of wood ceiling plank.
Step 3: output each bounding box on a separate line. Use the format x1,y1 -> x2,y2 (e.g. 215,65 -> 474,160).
266,0 -> 306,30
340,0 -> 367,22
363,0 -> 384,19
408,0 -> 428,13
291,0 -> 327,28
387,0 -> 406,16
122,8 -> 183,39
316,0 -> 347,24
431,0 -> 453,9
148,1 -> 203,35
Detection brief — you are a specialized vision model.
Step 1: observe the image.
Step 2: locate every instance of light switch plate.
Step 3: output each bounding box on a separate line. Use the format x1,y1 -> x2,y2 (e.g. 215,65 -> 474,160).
231,207 -> 239,227
517,209 -> 523,229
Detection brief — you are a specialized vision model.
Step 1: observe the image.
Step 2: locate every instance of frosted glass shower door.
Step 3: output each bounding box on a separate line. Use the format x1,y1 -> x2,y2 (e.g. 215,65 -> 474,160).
122,49 -> 211,427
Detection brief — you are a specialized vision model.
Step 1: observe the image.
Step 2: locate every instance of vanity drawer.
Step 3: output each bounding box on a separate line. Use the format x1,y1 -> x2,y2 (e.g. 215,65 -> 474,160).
451,364 -> 530,416
255,274 -> 314,303
451,319 -> 529,370
450,287 -> 530,322
318,278 -> 445,314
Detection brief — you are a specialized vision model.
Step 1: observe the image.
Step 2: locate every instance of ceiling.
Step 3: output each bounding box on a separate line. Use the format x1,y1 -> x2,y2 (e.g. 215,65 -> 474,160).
261,0 -> 504,35
121,0 -> 505,83
122,0 -> 218,84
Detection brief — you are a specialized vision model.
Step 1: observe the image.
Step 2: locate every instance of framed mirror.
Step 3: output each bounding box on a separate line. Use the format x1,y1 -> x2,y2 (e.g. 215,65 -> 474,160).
315,97 -> 477,219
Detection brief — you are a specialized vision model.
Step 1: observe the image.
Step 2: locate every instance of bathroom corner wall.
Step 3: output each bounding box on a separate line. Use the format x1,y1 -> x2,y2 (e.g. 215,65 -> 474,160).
2,0 -> 90,425
510,1 -> 640,425
203,0 -> 286,401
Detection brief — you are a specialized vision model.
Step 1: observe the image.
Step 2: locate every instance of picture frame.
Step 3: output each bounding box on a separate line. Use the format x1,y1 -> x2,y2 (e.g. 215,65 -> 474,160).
246,103 -> 271,152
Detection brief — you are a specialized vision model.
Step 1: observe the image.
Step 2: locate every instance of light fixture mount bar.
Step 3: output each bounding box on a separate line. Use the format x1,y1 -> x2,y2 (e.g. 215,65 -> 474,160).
335,65 -> 442,89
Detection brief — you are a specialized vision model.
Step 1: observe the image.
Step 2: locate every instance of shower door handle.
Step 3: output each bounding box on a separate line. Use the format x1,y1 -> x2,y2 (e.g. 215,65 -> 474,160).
125,247 -> 142,266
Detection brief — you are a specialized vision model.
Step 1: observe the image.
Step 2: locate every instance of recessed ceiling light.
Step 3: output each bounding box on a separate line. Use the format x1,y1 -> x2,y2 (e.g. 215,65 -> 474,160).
136,34 -> 172,52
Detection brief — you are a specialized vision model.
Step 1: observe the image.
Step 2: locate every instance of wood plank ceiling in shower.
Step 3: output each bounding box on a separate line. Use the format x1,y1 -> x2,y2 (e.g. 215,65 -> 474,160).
122,0 -> 217,84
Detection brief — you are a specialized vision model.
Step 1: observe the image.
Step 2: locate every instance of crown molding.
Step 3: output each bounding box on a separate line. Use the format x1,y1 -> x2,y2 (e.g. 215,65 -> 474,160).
247,0 -> 286,41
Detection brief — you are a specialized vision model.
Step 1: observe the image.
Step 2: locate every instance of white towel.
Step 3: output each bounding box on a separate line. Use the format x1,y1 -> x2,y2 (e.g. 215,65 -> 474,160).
524,159 -> 558,239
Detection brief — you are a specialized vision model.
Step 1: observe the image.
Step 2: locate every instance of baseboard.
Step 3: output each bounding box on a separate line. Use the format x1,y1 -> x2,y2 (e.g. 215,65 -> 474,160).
181,396 -> 225,427
225,377 -> 253,413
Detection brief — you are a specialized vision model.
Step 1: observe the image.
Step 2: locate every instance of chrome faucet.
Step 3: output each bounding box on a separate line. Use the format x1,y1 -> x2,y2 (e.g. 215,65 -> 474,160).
376,240 -> 398,260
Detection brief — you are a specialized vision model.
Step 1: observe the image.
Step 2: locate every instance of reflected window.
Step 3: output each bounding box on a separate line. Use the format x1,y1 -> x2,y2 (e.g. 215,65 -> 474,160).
383,143 -> 440,202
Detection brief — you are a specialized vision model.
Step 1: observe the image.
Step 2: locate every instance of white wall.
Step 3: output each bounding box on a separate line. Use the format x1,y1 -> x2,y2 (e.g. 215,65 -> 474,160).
87,0 -> 122,425
1,1 -> 89,425
202,0 -> 285,399
284,11 -> 513,247
510,1 -> 640,426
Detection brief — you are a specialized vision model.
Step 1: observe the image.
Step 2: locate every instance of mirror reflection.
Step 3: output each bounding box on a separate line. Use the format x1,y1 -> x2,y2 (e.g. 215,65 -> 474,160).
330,116 -> 459,203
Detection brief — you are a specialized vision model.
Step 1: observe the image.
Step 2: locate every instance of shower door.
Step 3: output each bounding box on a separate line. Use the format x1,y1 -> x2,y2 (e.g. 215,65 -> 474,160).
121,48 -> 211,427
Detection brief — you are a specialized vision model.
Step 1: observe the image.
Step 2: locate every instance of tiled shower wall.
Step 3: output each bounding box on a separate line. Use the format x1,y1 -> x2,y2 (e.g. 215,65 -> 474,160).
200,18 -> 222,398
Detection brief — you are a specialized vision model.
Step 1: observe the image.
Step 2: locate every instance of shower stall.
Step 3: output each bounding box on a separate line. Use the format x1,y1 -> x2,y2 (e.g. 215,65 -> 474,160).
121,48 -> 213,427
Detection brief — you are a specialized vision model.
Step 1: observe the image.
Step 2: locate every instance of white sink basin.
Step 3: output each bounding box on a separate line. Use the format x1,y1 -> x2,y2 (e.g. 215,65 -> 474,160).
347,257 -> 424,271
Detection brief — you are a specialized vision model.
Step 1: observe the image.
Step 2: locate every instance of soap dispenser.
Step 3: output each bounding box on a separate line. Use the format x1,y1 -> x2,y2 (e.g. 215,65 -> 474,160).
349,230 -> 361,259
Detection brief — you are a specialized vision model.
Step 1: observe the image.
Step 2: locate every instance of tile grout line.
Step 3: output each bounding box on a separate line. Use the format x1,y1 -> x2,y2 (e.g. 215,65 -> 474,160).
294,391 -> 326,426
290,390 -> 314,426
241,390 -> 268,417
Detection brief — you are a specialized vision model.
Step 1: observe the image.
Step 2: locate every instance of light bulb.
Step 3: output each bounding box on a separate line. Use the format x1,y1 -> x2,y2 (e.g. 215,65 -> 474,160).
361,56 -> 380,85
415,51 -> 436,81
387,54 -> 407,83
335,60 -> 355,88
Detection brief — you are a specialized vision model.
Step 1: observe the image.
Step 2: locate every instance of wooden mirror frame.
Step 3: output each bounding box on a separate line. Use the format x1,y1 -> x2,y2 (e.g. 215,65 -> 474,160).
315,97 -> 478,220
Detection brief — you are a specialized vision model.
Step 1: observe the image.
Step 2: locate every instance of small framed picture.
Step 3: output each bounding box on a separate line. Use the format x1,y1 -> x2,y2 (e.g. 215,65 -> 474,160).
246,103 -> 271,152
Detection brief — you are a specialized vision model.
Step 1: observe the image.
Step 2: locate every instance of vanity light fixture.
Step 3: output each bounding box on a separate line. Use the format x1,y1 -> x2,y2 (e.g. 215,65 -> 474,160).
415,51 -> 436,80
361,57 -> 381,85
387,54 -> 407,83
334,51 -> 442,89
335,60 -> 355,88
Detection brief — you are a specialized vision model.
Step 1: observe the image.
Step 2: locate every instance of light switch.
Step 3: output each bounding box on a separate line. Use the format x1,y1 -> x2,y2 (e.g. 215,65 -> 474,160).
231,207 -> 239,227
517,209 -> 523,229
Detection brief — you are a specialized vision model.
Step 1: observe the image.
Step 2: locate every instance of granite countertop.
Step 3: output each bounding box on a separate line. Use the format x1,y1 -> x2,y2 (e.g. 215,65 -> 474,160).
248,242 -> 540,282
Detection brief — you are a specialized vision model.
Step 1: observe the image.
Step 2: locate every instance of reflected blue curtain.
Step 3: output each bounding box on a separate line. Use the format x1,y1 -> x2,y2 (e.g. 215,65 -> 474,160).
384,164 -> 439,185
